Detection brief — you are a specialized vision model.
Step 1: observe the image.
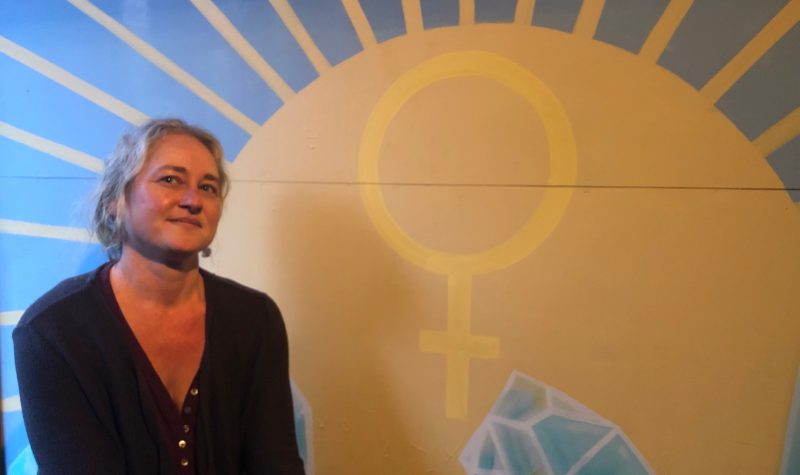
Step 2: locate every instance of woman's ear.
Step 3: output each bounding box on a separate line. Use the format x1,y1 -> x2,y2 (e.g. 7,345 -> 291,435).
108,199 -> 126,225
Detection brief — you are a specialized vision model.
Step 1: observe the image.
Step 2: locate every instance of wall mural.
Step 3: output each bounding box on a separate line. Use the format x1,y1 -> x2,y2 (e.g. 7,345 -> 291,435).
1,0 -> 799,473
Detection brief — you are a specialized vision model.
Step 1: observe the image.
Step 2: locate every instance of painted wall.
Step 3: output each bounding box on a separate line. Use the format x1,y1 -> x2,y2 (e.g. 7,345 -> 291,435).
1,1 -> 799,474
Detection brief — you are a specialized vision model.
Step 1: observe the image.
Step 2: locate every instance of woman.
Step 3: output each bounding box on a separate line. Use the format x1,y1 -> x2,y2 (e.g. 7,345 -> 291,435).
13,119 -> 305,474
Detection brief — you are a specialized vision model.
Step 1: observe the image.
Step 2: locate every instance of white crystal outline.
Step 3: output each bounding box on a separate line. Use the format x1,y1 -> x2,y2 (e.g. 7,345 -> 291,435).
489,419 -> 553,475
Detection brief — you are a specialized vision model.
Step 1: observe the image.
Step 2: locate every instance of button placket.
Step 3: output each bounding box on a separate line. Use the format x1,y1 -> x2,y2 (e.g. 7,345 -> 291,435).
177,389 -> 196,470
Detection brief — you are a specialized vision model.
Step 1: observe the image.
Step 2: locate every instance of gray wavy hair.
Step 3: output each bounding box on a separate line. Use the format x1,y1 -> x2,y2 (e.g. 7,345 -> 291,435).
93,118 -> 229,261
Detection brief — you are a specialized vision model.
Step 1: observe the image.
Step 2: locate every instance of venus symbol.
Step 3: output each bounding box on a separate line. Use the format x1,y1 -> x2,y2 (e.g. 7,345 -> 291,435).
358,51 -> 577,419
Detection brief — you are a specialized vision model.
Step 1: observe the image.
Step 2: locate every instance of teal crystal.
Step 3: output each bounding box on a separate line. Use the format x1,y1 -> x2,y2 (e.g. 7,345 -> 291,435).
534,415 -> 611,475
461,371 -> 652,475
291,381 -> 314,473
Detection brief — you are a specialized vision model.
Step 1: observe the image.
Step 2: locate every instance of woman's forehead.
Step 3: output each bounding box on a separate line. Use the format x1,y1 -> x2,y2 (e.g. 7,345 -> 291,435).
144,133 -> 218,173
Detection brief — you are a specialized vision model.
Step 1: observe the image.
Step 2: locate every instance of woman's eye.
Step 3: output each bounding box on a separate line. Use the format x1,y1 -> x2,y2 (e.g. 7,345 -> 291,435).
200,184 -> 218,195
159,175 -> 179,185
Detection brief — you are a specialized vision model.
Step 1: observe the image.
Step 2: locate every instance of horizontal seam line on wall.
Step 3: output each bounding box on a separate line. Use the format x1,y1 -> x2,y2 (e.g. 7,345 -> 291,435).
3,176 -> 795,192
231,179 -> 800,192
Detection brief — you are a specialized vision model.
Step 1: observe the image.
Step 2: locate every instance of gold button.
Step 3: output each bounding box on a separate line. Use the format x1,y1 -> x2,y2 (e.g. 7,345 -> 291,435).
183,424 -> 190,433
178,439 -> 187,448
180,458 -> 189,467
190,388 -> 199,396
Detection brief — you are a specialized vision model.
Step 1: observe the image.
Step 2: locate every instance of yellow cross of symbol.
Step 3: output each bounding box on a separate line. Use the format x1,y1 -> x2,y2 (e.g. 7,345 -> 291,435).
419,274 -> 499,419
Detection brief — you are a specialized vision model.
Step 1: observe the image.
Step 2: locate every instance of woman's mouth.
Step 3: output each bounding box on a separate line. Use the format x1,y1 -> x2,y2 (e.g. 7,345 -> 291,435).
169,217 -> 202,227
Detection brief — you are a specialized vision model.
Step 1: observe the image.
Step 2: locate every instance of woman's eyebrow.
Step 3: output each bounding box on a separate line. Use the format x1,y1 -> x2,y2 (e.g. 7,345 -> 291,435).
155,165 -> 188,174
154,165 -> 218,181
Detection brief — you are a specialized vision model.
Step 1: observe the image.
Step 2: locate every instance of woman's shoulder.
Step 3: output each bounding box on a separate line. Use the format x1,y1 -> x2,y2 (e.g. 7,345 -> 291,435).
202,268 -> 280,309
16,266 -> 105,330
201,268 -> 272,302
200,269 -> 284,328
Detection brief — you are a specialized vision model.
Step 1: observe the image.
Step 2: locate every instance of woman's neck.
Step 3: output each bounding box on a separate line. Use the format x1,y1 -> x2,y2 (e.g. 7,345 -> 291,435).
111,246 -> 204,308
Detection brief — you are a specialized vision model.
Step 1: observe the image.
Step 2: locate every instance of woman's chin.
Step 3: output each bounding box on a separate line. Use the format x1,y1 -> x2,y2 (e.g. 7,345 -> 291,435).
123,241 -> 209,267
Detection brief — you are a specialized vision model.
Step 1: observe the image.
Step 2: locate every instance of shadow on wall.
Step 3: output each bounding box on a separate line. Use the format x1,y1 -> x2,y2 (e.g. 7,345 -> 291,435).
257,182 -> 442,473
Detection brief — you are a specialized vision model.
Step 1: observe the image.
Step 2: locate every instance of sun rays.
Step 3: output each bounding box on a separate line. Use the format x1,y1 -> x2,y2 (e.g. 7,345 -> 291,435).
0,36 -> 149,126
269,0 -> 332,73
754,107 -> 800,156
0,0 -> 798,469
342,0 -> 378,49
191,0 -> 296,101
0,121 -> 104,173
67,0 -> 260,134
700,0 -> 800,103
0,218 -> 97,243
1,0 -> 795,182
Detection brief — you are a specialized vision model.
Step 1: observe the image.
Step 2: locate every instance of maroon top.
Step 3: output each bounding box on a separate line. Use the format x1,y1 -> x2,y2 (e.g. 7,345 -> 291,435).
98,264 -> 202,474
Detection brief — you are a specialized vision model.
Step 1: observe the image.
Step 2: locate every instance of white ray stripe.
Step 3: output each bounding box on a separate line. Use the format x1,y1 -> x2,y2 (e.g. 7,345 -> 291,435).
401,0 -> 423,34
189,0 -> 294,102
700,0 -> 800,103
0,311 -> 24,326
0,35 -> 149,126
459,0 -> 475,25
574,0 -> 605,37
341,0 -> 377,48
514,0 -> 535,26
0,219 -> 97,243
753,107 -> 800,157
2,396 -> 21,413
66,0 -> 259,134
639,0 -> 694,62
268,0 -> 331,73
0,121 -> 104,173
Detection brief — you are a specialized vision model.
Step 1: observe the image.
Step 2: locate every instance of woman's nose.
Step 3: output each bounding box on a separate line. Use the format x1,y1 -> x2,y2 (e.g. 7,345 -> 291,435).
179,189 -> 202,213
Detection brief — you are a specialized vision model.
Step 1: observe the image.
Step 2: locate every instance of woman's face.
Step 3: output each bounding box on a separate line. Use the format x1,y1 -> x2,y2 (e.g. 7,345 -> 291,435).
121,133 -> 223,260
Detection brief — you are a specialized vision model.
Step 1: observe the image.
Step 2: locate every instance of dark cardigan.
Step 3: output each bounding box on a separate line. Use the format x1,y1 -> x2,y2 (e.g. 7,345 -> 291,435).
12,265 -> 305,475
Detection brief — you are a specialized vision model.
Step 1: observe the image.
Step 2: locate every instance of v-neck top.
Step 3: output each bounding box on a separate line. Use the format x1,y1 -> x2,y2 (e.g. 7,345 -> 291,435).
13,264 -> 306,474
98,263 -> 202,474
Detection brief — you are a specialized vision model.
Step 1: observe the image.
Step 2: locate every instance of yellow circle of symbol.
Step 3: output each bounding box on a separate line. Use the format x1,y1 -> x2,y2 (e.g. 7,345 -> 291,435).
359,51 -> 578,276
